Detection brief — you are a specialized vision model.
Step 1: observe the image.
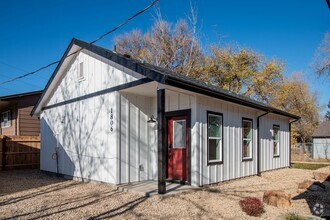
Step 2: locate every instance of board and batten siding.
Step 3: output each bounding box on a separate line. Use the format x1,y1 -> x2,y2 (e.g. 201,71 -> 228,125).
40,49 -> 145,184
116,90 -> 198,184
259,114 -> 290,172
40,48 -> 292,187
190,94 -> 290,186
195,95 -> 258,186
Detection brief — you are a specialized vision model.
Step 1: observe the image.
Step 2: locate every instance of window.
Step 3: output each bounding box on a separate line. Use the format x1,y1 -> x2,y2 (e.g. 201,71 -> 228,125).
79,62 -> 84,80
207,112 -> 223,164
173,120 -> 186,149
273,125 -> 280,157
242,119 -> 253,160
1,111 -> 11,128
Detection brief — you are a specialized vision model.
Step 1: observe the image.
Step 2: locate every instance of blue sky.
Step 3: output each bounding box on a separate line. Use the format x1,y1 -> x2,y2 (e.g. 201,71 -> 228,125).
0,0 -> 329,110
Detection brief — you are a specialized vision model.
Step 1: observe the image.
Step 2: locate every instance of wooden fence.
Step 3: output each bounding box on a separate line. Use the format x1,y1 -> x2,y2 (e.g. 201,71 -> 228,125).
0,135 -> 40,170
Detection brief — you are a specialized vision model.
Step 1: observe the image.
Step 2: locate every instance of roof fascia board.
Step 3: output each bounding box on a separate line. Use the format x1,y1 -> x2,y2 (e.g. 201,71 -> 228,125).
31,38 -> 80,116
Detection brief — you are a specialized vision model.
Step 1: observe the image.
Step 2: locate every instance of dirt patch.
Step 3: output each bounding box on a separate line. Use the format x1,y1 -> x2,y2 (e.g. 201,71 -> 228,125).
0,167 -> 329,219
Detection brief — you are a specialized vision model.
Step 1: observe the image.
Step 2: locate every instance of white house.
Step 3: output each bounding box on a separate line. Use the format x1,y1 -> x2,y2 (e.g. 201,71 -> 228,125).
32,38 -> 299,194
312,121 -> 330,160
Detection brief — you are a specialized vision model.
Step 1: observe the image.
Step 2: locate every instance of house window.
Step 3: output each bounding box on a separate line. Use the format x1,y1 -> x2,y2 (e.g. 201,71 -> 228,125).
173,120 -> 186,149
242,119 -> 253,160
1,111 -> 11,128
273,125 -> 280,157
79,62 -> 85,80
207,112 -> 223,164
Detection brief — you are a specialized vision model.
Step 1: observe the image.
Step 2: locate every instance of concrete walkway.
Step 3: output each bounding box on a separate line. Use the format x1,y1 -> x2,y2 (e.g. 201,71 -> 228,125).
116,181 -> 199,197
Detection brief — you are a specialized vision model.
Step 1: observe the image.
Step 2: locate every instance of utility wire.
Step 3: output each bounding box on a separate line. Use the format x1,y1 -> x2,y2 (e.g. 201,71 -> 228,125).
0,0 -> 158,86
0,60 -> 48,80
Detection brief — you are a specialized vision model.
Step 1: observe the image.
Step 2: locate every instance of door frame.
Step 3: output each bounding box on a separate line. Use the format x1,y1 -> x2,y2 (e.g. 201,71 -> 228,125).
165,109 -> 191,185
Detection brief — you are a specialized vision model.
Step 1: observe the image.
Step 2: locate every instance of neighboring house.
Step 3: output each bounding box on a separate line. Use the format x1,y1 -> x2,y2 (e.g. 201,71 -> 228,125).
312,121 -> 330,160
0,91 -> 42,136
32,39 -> 299,194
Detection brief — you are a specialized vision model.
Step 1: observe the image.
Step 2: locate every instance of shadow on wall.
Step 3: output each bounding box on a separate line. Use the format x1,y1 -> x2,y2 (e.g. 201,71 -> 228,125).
41,81 -> 117,183
40,118 -> 75,178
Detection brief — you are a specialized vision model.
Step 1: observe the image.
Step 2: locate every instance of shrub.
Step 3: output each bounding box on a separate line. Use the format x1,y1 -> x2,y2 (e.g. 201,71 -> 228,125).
284,212 -> 304,220
239,197 -> 264,217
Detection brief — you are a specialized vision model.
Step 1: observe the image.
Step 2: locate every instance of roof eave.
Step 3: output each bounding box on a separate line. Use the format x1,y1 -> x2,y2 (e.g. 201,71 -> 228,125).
165,76 -> 300,120
31,38 -> 79,116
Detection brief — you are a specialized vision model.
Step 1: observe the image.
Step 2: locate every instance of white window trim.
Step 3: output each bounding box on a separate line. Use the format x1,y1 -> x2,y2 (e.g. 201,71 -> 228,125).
172,119 -> 186,149
207,112 -> 223,164
1,111 -> 11,128
242,119 -> 253,160
78,61 -> 85,81
273,125 -> 280,157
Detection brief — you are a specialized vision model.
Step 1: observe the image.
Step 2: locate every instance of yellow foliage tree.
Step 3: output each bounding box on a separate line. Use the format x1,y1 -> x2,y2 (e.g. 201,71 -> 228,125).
269,73 -> 319,143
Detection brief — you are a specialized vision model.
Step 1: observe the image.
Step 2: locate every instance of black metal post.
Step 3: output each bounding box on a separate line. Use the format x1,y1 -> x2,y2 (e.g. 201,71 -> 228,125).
157,89 -> 166,194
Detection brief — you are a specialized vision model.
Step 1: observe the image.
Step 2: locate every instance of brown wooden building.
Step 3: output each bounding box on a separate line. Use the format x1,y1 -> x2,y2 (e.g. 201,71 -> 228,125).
0,91 -> 42,136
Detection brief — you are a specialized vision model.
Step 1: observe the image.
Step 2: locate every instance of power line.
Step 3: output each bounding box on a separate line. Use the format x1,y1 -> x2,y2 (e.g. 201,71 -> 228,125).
0,0 -> 158,86
0,72 -> 44,89
0,60 -> 48,80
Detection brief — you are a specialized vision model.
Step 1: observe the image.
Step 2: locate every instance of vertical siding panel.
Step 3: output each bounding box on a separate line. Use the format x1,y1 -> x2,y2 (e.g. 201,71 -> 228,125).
120,96 -> 127,183
129,99 -> 138,182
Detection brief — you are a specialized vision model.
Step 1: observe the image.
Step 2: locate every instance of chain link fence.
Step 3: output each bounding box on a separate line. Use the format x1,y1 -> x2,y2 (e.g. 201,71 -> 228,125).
291,142 -> 330,162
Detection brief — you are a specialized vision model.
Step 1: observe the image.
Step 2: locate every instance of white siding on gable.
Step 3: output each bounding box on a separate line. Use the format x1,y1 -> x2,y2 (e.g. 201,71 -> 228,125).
46,50 -> 144,107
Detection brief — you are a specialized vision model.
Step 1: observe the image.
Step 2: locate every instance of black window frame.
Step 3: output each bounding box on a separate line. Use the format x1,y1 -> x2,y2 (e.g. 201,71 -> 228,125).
207,111 -> 224,165
273,124 -> 280,158
242,117 -> 253,161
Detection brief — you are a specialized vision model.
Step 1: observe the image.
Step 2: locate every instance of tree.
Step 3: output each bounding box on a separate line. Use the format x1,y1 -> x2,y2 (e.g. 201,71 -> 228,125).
114,19 -> 204,78
269,73 -> 319,143
314,32 -> 330,79
113,18 -> 320,143
204,46 -> 283,103
325,100 -> 330,121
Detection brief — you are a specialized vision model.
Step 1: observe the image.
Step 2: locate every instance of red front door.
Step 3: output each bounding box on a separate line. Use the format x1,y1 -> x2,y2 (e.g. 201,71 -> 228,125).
167,116 -> 188,181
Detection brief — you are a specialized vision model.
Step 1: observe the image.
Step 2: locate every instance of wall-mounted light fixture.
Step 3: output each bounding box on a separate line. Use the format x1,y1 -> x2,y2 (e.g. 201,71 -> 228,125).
147,115 -> 157,123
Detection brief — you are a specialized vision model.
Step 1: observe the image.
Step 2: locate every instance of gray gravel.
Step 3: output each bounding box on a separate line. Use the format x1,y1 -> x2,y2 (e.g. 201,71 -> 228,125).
0,166 -> 329,219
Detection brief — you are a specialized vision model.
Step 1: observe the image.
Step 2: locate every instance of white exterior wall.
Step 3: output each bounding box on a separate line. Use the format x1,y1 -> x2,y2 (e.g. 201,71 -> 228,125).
313,138 -> 330,159
259,114 -> 290,172
195,95 -> 258,186
40,49 -> 145,184
40,48 -> 292,186
115,90 -> 198,184
190,94 -> 290,186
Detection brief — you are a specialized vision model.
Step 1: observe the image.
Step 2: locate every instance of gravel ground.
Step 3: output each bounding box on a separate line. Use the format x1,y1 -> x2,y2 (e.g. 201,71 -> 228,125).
0,166 -> 329,220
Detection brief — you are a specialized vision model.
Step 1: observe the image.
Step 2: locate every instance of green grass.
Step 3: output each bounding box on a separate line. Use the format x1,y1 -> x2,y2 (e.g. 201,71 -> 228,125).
284,212 -> 304,220
291,163 -> 329,170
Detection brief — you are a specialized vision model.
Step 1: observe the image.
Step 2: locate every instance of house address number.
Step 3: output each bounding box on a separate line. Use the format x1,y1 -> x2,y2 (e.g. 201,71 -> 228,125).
110,108 -> 114,132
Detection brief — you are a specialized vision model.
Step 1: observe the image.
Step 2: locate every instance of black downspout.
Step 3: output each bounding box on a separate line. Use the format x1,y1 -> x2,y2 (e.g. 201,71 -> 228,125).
289,118 -> 299,167
257,111 -> 269,176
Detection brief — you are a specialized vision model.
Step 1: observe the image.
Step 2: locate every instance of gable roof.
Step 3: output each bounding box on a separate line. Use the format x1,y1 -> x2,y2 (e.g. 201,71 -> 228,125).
313,121 -> 330,138
31,38 -> 300,120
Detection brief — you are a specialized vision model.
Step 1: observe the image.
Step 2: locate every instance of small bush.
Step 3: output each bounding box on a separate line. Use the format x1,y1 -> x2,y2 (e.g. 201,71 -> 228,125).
284,212 -> 304,220
239,197 -> 264,217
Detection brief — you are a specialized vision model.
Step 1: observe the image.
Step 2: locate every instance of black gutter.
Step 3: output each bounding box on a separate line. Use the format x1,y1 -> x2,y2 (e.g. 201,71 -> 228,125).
257,111 -> 269,176
289,118 -> 299,167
